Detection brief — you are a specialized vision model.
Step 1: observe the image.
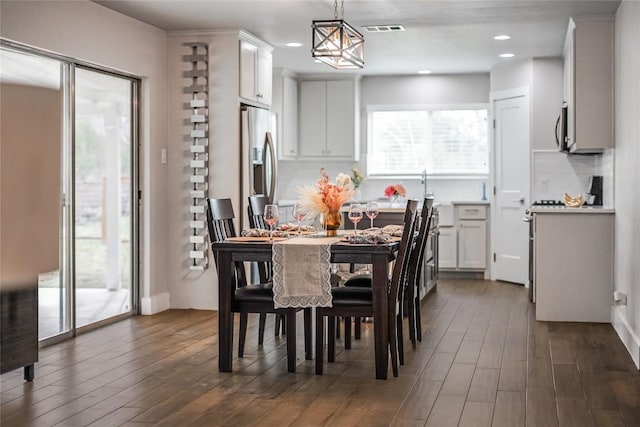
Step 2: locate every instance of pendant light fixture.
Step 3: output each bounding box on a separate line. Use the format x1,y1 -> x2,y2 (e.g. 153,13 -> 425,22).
311,0 -> 364,69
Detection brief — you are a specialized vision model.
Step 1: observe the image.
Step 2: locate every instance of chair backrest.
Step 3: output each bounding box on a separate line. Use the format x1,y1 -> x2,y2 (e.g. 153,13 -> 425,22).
247,194 -> 272,282
406,198 -> 434,291
388,199 -> 419,308
207,198 -> 237,242
247,195 -> 269,230
206,198 -> 247,287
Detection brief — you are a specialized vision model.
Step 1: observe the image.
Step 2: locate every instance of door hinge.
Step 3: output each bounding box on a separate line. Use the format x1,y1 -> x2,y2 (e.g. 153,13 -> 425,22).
138,190 -> 142,200
493,252 -> 496,262
493,119 -> 496,129
493,186 -> 496,196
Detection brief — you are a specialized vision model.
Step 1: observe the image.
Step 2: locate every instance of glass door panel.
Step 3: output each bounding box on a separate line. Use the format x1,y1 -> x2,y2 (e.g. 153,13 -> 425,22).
0,47 -> 69,340
74,68 -> 133,327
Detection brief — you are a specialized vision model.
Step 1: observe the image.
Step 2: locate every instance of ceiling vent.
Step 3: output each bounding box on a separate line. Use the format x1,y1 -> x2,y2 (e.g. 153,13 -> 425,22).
364,24 -> 406,33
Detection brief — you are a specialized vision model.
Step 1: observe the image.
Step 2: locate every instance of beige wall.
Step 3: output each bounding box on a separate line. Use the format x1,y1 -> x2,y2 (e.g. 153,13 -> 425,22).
1,83 -> 61,291
613,0 -> 640,366
0,0 -> 169,313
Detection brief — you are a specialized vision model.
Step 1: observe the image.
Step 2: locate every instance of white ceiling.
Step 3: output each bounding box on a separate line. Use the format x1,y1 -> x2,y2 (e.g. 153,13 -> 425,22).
93,0 -> 620,75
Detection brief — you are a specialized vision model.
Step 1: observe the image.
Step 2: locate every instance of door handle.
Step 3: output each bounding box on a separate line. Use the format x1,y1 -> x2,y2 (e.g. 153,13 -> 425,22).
512,197 -> 525,205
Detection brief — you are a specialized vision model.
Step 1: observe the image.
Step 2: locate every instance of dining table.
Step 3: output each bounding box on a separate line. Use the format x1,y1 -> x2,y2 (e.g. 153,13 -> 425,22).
211,232 -> 400,380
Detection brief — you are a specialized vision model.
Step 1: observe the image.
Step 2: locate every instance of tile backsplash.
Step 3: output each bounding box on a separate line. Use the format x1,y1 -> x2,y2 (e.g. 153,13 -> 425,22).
532,149 -> 614,206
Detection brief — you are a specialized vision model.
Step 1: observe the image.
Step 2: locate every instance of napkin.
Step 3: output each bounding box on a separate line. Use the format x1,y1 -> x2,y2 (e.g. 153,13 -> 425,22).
276,223 -> 318,233
241,228 -> 290,238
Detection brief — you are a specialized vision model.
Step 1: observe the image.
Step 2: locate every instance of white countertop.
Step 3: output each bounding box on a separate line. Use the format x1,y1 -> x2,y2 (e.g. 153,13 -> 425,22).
448,200 -> 490,205
530,206 -> 615,214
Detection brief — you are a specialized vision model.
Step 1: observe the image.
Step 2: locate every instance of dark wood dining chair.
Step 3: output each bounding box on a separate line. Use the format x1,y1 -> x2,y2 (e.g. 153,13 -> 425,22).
247,194 -> 286,338
315,199 -> 418,377
206,198 -> 311,372
341,198 -> 434,363
405,197 -> 434,347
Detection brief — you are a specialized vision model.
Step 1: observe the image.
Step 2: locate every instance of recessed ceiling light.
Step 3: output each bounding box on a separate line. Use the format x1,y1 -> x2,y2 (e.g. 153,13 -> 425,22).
418,69 -> 432,74
286,42 -> 302,47
499,53 -> 515,58
494,35 -> 511,40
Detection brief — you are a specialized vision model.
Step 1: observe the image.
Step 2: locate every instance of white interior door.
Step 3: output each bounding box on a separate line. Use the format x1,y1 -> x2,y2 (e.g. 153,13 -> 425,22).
492,88 -> 530,285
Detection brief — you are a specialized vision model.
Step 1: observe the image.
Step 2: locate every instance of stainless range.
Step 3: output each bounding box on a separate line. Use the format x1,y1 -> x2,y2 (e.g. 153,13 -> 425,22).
523,200 -> 565,302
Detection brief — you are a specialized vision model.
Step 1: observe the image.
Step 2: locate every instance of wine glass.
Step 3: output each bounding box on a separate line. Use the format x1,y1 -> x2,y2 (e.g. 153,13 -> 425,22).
348,203 -> 363,235
292,203 -> 306,236
263,204 -> 279,242
366,201 -> 379,228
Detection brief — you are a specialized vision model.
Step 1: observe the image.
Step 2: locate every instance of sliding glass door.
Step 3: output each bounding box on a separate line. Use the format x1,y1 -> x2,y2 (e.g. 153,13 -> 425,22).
0,43 -> 139,341
73,67 -> 135,328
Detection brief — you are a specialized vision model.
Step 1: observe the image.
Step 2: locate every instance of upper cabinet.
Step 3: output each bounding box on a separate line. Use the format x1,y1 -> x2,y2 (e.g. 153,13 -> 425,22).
239,37 -> 273,107
298,78 -> 360,160
272,68 -> 298,160
563,16 -> 614,153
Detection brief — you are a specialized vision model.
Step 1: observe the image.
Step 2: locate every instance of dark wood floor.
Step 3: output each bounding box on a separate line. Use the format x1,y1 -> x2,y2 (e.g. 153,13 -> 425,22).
2,280 -> 640,426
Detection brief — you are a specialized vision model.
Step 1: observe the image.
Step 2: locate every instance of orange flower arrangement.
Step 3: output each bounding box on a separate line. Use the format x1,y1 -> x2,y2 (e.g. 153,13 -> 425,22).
384,184 -> 407,198
297,168 -> 356,221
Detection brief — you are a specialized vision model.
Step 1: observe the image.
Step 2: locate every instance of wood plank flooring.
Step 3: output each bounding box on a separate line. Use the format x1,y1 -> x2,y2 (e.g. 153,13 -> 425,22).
2,280 -> 639,426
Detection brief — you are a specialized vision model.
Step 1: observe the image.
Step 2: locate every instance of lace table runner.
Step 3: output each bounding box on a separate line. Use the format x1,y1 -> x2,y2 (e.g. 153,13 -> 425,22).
272,236 -> 341,308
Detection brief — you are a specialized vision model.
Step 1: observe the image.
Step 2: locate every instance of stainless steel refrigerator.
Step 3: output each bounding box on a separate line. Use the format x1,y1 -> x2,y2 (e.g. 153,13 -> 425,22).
240,105 -> 277,230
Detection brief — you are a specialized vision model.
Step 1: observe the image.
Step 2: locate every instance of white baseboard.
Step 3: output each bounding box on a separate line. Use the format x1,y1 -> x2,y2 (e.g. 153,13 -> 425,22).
140,292 -> 170,315
611,306 -> 640,368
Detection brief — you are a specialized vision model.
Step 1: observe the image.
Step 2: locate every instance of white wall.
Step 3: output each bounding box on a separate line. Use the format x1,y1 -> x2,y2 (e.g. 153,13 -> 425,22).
491,57 -> 613,205
278,73 -> 491,204
0,0 -> 170,313
613,0 -> 640,367
166,31 -> 244,310
490,59 -> 533,92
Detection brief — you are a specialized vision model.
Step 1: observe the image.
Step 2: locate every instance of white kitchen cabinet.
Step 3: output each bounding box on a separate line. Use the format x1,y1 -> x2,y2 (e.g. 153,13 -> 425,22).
534,211 -> 614,322
458,220 -> 487,269
272,69 -> 298,160
438,203 -> 489,272
239,38 -> 272,106
298,79 -> 359,160
563,16 -> 614,153
438,227 -> 457,269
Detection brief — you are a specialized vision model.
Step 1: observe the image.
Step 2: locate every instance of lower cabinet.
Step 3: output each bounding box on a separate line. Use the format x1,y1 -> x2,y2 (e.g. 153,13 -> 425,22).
458,220 -> 487,269
534,212 -> 613,322
438,227 -> 457,268
438,203 -> 489,272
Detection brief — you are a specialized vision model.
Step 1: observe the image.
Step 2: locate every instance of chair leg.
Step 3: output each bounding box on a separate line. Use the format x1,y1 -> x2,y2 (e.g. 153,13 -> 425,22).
239,313 -> 248,358
389,310 -> 399,378
397,311 -> 405,366
275,313 -> 282,336
336,316 -> 341,339
315,309 -> 324,375
286,310 -> 297,373
415,288 -> 423,342
354,317 -> 362,340
344,316 -> 352,349
407,285 -> 416,349
328,316 -> 336,362
304,308 -> 312,360
258,313 -> 267,345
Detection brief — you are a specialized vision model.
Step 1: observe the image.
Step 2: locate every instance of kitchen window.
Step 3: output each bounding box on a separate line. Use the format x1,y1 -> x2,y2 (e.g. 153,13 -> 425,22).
367,107 -> 489,177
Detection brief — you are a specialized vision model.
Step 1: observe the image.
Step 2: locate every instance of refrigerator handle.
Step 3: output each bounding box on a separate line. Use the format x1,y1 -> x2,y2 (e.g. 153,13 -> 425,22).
262,132 -> 277,203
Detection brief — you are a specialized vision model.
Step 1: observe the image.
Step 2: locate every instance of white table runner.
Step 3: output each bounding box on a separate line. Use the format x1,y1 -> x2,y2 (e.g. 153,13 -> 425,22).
272,236 -> 341,308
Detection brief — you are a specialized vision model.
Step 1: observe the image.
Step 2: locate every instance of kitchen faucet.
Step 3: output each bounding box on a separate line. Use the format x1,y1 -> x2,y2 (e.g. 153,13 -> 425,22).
421,168 -> 428,199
